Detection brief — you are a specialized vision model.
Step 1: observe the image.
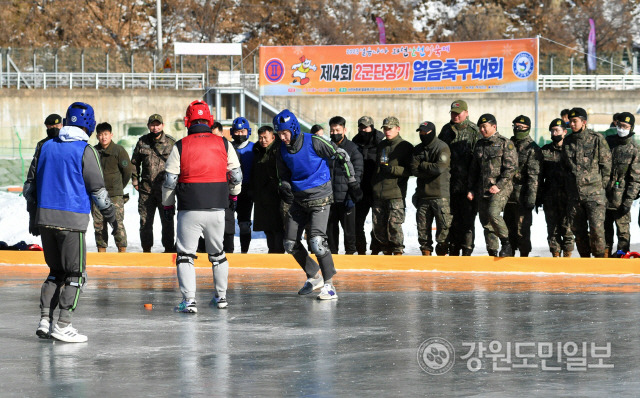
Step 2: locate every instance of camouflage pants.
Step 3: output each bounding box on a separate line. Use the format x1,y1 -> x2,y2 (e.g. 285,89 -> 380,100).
604,209 -> 631,254
372,199 -> 405,253
478,192 -> 509,252
416,198 -> 452,252
139,191 -> 175,251
92,195 -> 127,248
543,198 -> 574,254
503,203 -> 532,255
447,192 -> 477,252
567,199 -> 606,258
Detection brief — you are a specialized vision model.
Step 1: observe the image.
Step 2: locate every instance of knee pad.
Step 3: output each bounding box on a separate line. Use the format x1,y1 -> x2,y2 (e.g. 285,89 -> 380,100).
177,252 -> 197,265
239,221 -> 252,235
284,239 -> 297,254
309,236 -> 329,257
65,272 -> 87,290
208,251 -> 228,266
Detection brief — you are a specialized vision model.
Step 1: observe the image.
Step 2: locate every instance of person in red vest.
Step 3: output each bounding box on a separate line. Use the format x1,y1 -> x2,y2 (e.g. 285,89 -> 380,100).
162,100 -> 242,312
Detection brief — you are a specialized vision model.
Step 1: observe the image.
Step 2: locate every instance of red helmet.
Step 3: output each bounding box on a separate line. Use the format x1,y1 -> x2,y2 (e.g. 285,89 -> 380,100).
184,100 -> 214,128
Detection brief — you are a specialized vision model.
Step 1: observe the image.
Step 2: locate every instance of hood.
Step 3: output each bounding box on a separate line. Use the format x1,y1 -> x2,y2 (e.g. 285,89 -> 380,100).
58,126 -> 89,142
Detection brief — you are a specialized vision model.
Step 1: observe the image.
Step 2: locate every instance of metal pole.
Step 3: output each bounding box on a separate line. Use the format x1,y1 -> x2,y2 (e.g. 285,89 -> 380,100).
156,0 -> 163,61
106,53 -> 109,73
81,50 -> 84,88
180,55 -> 183,73
253,54 -> 256,74
54,50 -> 58,88
131,52 -> 134,74
33,51 -> 36,72
550,56 -> 553,75
258,95 -> 263,127
570,56 -> 574,75
153,53 -> 157,74
611,56 -> 613,74
206,56 -> 209,87
230,56 -> 233,70
534,35 -> 540,144
0,49 -> 3,88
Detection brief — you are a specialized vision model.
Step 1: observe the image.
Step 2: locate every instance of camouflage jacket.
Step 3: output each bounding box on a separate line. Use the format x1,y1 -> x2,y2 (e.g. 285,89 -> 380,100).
508,135 -> 542,208
438,119 -> 480,195
94,141 -> 133,197
605,134 -> 640,210
561,128 -> 611,201
131,131 -> 176,194
540,142 -> 568,203
468,132 -> 517,198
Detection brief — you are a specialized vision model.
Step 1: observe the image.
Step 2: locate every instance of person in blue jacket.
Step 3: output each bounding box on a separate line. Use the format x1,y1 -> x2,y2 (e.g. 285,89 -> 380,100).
24,102 -> 116,343
230,117 -> 255,253
275,109 -> 362,300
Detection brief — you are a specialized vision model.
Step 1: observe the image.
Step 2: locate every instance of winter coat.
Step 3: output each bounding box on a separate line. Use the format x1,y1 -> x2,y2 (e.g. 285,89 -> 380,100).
251,139 -> 283,231
371,134 -> 414,201
94,141 -> 133,197
131,131 -> 176,194
352,128 -> 385,195
508,135 -> 542,208
438,119 -> 480,195
410,137 -> 451,200
605,133 -> 640,210
329,137 -> 363,202
561,128 -> 611,201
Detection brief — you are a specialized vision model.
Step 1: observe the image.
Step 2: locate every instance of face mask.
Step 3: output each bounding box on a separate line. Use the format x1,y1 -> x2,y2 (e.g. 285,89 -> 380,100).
617,127 -> 631,138
330,134 -> 343,143
46,127 -> 60,138
513,128 -> 530,140
419,133 -> 435,146
551,134 -> 563,143
151,130 -> 162,137
233,135 -> 248,144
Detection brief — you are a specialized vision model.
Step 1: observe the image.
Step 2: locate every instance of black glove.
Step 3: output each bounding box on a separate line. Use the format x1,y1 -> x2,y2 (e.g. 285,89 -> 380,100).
229,195 -> 238,212
618,204 -> 631,217
279,185 -> 294,205
347,182 -> 363,203
162,205 -> 175,223
379,164 -> 392,175
28,211 -> 40,237
102,204 -> 119,233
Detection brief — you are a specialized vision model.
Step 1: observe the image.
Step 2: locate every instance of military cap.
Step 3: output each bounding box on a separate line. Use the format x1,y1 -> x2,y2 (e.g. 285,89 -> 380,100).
358,116 -> 374,127
450,100 -> 468,113
569,107 -> 588,120
615,112 -> 635,126
416,121 -> 436,134
381,116 -> 400,128
44,114 -> 62,126
147,114 -> 163,125
512,115 -> 531,128
477,113 -> 497,126
548,118 -> 566,131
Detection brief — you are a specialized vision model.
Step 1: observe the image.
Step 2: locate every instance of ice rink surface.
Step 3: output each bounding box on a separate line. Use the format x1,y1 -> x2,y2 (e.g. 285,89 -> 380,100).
1,266 -> 640,397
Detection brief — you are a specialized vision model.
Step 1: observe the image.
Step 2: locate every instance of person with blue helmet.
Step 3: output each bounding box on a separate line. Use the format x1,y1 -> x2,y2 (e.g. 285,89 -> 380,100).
275,109 -> 362,300
24,102 -> 116,342
229,116 -> 255,253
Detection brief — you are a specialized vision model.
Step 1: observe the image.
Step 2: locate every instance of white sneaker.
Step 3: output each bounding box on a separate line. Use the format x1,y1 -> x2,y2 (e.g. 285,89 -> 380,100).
217,297 -> 228,309
317,283 -> 338,300
175,299 -> 197,313
36,318 -> 51,339
298,275 -> 324,295
51,324 -> 88,343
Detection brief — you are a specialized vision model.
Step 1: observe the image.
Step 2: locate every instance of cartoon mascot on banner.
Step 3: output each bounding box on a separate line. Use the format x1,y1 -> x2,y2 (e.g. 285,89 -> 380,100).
291,56 -> 317,85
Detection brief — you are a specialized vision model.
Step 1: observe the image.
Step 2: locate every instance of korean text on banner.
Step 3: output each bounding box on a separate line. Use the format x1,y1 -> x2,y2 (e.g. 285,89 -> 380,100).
259,38 -> 538,96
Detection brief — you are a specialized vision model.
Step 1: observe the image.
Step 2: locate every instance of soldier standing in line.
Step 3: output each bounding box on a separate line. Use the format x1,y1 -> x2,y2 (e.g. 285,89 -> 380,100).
131,114 -> 176,252
438,100 -> 480,256
604,112 -> 640,256
92,122 -> 133,252
352,116 -> 385,254
503,115 -> 542,257
540,119 -> 574,257
561,107 -> 612,258
467,114 -> 517,257
371,116 -> 414,255
410,121 -> 452,256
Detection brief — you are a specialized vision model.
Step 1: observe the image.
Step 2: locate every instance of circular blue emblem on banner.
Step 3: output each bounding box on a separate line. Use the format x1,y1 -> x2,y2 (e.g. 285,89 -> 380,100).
264,58 -> 285,83
512,52 -> 534,79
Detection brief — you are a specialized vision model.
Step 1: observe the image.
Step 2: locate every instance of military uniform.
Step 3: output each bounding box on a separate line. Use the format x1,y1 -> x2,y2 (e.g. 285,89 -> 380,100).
371,122 -> 414,254
503,134 -> 542,256
604,133 -> 640,254
540,142 -> 574,256
410,122 -> 452,256
438,119 -> 480,255
468,132 -> 517,254
561,127 -> 612,258
91,141 -> 133,250
131,131 -> 176,252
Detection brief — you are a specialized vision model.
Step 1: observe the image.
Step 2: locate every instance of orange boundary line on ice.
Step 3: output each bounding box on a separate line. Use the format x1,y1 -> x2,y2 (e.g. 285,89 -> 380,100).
1,251 -> 639,275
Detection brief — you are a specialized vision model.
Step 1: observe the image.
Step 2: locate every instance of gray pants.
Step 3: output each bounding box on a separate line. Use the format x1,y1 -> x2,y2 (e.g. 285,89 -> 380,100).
176,209 -> 228,301
285,202 -> 336,281
40,228 -> 87,327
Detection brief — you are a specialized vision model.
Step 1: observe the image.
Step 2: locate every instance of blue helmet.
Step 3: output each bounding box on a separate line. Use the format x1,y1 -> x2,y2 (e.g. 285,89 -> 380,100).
231,117 -> 252,137
63,102 -> 96,135
273,109 -> 300,139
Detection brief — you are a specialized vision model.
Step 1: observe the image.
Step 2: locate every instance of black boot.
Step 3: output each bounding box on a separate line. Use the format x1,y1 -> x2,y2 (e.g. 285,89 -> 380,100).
499,239 -> 513,257
240,233 -> 251,253
488,249 -> 499,257
435,243 -> 448,256
461,248 -> 473,256
449,245 -> 461,256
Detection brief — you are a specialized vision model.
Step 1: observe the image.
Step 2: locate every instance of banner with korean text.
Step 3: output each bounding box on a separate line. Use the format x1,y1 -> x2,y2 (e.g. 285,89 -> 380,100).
259,38 -> 538,96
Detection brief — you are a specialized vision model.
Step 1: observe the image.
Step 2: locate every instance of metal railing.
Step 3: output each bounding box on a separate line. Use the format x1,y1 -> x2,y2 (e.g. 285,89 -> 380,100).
1,72 -> 205,90
538,75 -> 640,90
